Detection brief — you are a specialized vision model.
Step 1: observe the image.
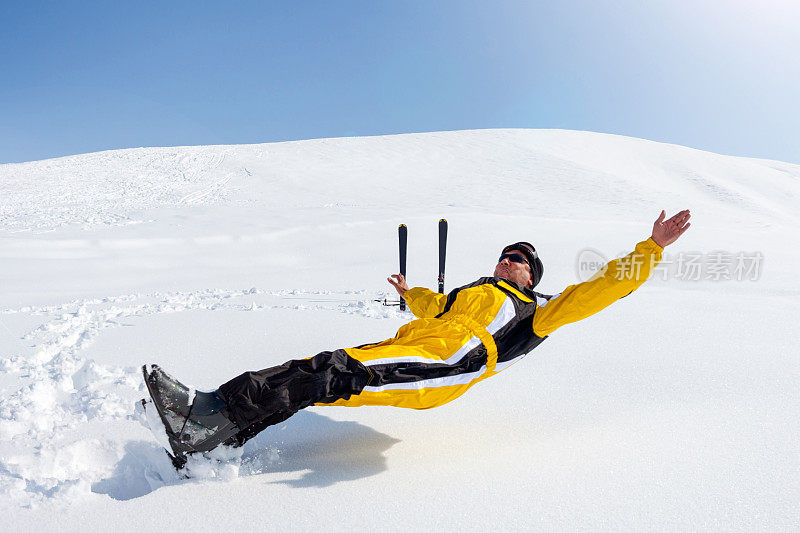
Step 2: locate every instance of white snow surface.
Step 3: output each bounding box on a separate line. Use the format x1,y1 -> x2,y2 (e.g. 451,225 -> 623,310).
0,129 -> 798,530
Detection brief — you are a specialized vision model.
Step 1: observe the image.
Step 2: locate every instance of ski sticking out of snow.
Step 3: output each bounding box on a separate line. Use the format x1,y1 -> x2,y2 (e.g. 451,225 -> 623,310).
399,224 -> 407,311
438,219 -> 448,293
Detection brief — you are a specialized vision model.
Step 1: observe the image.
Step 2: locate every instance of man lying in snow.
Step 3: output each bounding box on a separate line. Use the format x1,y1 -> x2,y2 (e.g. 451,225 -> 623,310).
142,210 -> 691,468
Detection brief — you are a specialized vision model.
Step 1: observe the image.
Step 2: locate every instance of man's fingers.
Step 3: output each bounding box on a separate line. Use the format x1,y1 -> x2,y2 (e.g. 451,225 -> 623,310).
387,274 -> 406,287
651,209 -> 691,248
667,211 -> 691,227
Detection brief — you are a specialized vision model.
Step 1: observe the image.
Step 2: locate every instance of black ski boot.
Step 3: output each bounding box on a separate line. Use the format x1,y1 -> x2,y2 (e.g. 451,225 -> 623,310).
142,364 -> 241,469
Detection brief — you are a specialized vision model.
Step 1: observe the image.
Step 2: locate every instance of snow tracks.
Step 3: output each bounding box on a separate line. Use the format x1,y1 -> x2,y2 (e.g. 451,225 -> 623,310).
0,288 -> 399,507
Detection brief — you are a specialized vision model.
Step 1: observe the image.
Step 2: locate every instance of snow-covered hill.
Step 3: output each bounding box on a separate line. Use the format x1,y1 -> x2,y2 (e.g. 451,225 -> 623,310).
1,130 -> 798,530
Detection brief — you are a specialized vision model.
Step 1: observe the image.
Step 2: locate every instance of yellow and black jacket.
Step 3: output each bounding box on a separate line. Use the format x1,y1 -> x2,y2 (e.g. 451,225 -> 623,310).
219,238 -> 663,441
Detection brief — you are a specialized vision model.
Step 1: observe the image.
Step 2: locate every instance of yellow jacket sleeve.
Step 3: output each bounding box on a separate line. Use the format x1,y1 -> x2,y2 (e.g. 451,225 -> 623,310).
404,287 -> 448,318
533,237 -> 664,337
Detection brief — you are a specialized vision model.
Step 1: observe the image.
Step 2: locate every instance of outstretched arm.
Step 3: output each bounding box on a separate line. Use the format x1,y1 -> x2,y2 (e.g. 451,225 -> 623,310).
533,209 -> 691,337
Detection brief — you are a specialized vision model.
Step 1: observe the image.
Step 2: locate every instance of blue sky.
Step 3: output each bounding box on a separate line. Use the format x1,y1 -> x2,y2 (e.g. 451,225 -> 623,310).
1,0 -> 798,164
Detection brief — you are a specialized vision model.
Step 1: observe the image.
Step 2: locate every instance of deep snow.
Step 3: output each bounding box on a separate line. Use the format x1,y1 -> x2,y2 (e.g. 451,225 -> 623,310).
1,129 -> 798,530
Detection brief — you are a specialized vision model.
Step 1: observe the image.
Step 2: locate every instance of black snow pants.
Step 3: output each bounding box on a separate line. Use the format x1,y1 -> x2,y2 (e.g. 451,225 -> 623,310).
217,349 -> 371,446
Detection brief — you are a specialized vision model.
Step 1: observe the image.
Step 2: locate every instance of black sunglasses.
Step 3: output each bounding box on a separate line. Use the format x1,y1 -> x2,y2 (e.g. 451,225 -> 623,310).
498,252 -> 530,266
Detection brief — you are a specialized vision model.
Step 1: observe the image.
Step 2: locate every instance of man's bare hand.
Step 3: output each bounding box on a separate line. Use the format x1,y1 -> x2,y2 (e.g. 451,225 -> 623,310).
651,209 -> 691,248
387,274 -> 409,297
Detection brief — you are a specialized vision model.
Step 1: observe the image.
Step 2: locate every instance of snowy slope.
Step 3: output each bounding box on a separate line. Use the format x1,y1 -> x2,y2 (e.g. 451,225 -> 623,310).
1,129 -> 799,530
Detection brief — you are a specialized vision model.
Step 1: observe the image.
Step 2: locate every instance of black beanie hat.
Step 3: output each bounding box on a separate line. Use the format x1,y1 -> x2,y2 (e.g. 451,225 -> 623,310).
501,241 -> 544,288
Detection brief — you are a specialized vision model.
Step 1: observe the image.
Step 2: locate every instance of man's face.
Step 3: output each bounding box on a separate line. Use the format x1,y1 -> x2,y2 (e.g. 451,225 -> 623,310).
493,249 -> 533,287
